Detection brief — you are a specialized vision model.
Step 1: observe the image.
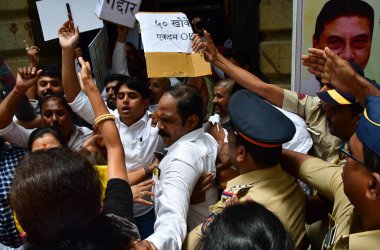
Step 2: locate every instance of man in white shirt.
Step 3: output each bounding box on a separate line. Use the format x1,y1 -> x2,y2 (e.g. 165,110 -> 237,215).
112,25 -> 147,80
0,69 -> 92,151
143,85 -> 218,250
59,21 -> 160,239
68,78 -> 161,239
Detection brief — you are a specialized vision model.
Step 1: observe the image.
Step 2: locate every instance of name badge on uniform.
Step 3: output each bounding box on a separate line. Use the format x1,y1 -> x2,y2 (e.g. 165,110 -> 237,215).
323,224 -> 337,250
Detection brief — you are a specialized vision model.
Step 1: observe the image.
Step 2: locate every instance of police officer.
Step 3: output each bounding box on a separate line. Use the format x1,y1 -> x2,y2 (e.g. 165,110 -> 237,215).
282,95 -> 380,249
184,90 -> 306,249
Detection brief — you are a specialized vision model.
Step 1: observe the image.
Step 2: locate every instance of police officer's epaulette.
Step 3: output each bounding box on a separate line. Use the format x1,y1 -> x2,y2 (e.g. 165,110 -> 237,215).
221,184 -> 254,203
200,184 -> 254,237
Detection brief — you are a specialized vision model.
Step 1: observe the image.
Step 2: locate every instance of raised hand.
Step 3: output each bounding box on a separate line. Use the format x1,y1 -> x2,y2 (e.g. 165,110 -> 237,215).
302,47 -> 356,93
58,20 -> 79,50
15,66 -> 42,93
192,30 -> 218,63
24,41 -> 40,67
77,57 -> 94,91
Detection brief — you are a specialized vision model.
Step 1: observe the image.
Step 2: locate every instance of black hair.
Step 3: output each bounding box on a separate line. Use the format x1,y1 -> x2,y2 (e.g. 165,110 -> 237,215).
38,64 -> 62,80
363,144 -> 380,174
201,201 -> 294,250
28,127 -> 65,150
11,148 -> 139,249
167,84 -> 204,128
114,78 -> 150,100
235,134 -> 282,167
39,94 -> 74,116
314,0 -> 374,42
24,213 -> 139,250
10,148 -> 102,246
103,74 -> 129,88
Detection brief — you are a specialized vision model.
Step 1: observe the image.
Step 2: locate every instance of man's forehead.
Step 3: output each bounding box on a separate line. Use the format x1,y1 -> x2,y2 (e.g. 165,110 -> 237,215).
158,95 -> 178,113
214,85 -> 229,94
38,75 -> 61,82
41,98 -> 66,109
322,16 -> 372,34
149,78 -> 160,83
118,85 -> 141,94
157,109 -> 178,122
149,78 -> 170,86
106,80 -> 118,87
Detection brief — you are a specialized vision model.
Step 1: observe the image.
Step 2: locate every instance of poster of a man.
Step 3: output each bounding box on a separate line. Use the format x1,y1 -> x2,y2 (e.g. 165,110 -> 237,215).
293,0 -> 380,95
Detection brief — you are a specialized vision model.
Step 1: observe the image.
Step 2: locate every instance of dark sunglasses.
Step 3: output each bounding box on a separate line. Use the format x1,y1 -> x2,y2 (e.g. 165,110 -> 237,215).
339,141 -> 372,170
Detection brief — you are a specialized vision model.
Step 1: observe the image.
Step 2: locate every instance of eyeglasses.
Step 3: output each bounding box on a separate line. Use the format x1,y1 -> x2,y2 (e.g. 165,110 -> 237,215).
339,141 -> 372,170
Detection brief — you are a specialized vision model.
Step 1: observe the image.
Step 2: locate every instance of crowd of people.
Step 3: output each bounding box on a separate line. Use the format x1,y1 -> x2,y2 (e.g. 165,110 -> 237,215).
0,0 -> 379,249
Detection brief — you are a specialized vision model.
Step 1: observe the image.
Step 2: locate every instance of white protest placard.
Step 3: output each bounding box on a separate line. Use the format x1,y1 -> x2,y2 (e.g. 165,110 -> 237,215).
88,27 -> 109,92
95,0 -> 141,28
36,0 -> 103,41
136,12 -> 193,53
136,12 -> 211,77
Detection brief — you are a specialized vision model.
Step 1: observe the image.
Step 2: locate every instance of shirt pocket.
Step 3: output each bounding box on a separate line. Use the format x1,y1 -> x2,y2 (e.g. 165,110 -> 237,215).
124,137 -> 150,169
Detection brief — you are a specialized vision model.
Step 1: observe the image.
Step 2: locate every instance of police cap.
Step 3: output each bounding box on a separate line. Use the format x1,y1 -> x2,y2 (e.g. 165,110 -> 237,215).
224,90 -> 296,148
356,96 -> 380,157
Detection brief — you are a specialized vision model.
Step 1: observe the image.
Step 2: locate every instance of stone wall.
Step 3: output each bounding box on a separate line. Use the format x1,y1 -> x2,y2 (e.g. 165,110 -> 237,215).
259,0 -> 293,89
0,0 -> 295,88
0,0 -> 33,74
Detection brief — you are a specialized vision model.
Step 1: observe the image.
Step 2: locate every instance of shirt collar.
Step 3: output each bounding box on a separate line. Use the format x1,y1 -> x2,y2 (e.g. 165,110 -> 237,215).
117,111 -> 149,128
336,228 -> 380,249
165,127 -> 204,153
67,125 -> 82,146
227,164 -> 282,187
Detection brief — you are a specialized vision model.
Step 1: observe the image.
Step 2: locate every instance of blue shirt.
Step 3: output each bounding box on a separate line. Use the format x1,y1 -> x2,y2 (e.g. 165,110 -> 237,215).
0,138 -> 26,247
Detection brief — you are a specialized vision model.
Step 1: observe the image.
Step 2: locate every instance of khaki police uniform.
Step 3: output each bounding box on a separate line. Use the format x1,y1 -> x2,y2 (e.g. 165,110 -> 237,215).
184,164 -> 306,249
282,89 -> 343,165
299,157 -> 380,249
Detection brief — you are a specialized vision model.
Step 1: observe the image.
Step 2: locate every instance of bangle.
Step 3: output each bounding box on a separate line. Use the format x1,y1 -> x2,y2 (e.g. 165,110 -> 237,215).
95,114 -> 115,127
13,86 -> 25,95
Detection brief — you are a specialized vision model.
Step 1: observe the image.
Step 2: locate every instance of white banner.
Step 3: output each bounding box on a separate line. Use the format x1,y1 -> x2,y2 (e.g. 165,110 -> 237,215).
36,0 -> 103,41
136,12 -> 194,53
95,0 -> 141,28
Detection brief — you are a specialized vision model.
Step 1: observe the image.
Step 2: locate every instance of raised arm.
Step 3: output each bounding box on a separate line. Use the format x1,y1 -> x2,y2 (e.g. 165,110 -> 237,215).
0,66 -> 41,129
78,57 -> 128,181
24,43 -> 39,100
59,20 -> 81,103
112,25 -> 130,76
302,47 -> 380,105
24,41 -> 40,68
192,31 -> 285,108
280,149 -> 313,179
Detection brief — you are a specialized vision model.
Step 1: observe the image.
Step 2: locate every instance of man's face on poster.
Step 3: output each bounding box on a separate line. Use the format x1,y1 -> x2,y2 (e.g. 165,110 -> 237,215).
313,16 -> 372,69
